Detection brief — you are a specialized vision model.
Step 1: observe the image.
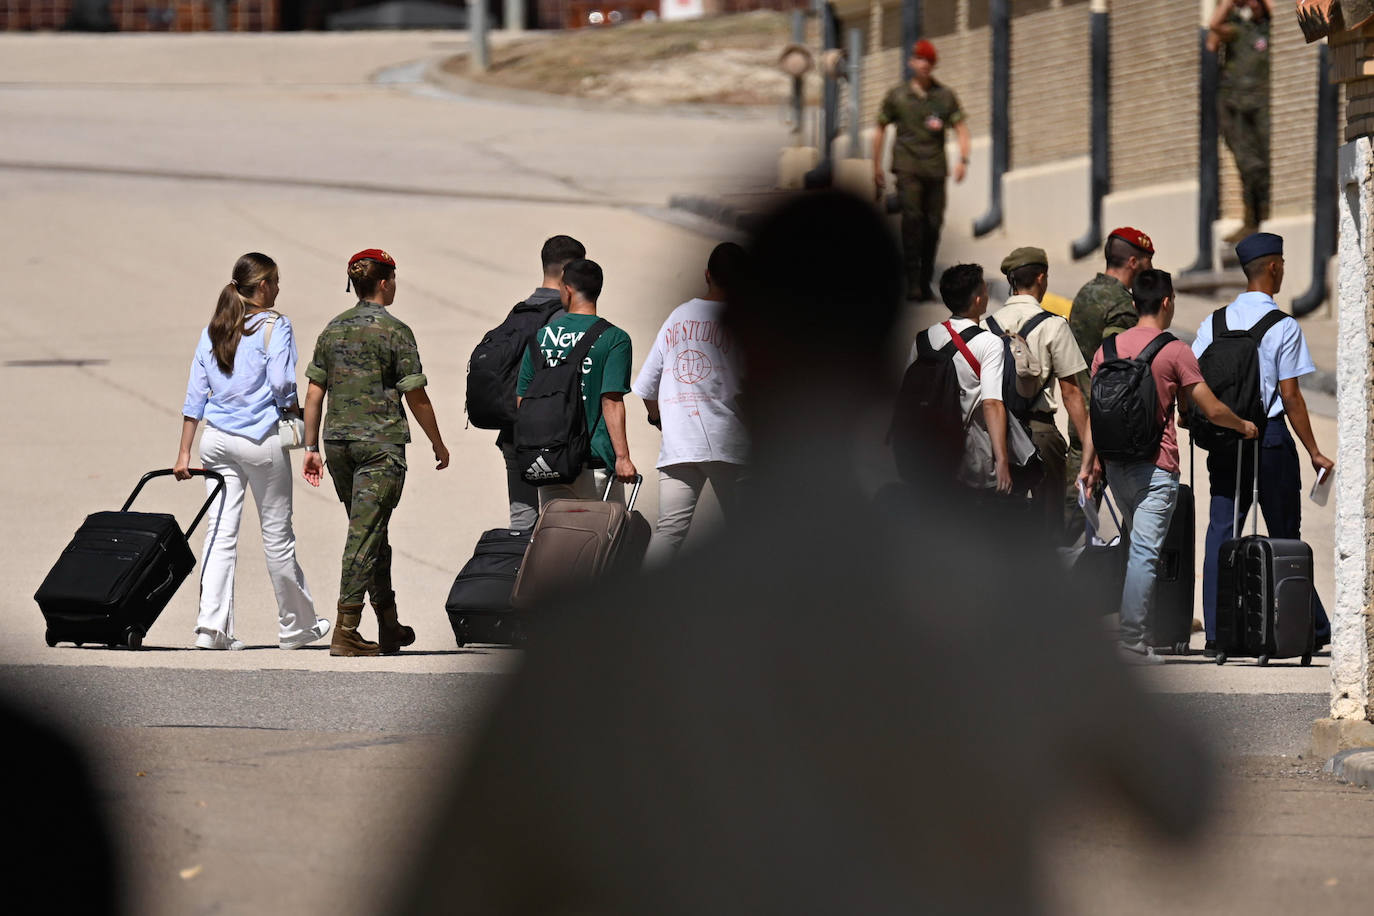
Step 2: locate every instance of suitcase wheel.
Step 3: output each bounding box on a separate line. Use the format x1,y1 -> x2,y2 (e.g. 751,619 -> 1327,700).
1257,654 -> 1269,667
1215,653 -> 1227,666
124,628 -> 143,650
44,629 -> 57,648
1174,642 -> 1190,657
1301,653 -> 1312,667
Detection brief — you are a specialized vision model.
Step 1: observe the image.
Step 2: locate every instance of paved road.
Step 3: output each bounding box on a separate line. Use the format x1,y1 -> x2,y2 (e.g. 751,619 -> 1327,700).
0,30 -> 1361,916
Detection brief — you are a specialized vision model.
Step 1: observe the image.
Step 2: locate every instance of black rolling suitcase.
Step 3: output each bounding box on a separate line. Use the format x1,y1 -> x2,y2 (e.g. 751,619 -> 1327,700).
1214,441 -> 1315,666
1148,456 -> 1196,655
34,469 -> 225,649
445,528 -> 531,647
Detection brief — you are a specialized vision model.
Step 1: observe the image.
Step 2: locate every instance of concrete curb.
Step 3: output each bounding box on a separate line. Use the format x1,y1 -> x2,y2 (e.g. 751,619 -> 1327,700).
1324,747 -> 1374,789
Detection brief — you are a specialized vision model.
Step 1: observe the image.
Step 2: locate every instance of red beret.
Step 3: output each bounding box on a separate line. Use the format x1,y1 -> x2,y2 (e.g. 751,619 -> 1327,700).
348,248 -> 396,268
912,40 -> 937,64
1107,227 -> 1154,256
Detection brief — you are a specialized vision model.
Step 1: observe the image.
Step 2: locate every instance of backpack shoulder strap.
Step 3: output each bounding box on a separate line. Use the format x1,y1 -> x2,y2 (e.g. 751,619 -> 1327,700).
1136,331 -> 1178,366
1247,309 -> 1289,343
565,318 -> 612,369
1019,310 -> 1054,340
984,316 -> 1003,337
254,311 -> 282,352
959,326 -> 986,344
1102,335 -> 1119,361
944,321 -> 982,376
1211,306 -> 1230,336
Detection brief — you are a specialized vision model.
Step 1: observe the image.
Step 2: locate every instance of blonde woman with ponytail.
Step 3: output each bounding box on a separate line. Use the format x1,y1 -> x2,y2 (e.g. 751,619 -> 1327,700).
175,253 -> 330,650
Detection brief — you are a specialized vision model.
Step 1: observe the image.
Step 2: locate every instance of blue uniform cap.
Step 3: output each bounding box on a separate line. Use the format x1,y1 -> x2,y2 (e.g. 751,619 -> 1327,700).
1235,232 -> 1283,266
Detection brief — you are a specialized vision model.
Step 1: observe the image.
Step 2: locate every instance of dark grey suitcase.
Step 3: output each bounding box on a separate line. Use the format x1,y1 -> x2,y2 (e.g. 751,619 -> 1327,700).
1214,441 -> 1315,666
446,528 -> 531,647
1148,480 -> 1195,655
34,469 -> 225,649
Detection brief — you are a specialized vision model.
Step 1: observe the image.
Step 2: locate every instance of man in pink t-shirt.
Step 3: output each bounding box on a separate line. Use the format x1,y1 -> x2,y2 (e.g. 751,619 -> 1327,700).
1079,270 -> 1257,662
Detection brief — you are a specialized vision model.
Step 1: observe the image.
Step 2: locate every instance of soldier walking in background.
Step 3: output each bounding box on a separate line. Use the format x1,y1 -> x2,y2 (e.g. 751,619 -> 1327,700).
872,39 -> 971,302
1066,227 -> 1153,529
302,249 -> 450,657
1209,0 -> 1272,243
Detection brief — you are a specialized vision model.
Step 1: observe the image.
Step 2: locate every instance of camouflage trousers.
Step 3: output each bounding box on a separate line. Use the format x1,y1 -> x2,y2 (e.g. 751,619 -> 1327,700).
896,174 -> 947,294
324,440 -> 406,611
1219,95 -> 1270,220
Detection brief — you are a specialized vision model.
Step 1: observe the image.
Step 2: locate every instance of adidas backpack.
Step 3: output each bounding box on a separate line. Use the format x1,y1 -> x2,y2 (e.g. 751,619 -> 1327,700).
513,319 -> 610,486
1188,307 -> 1289,451
891,322 -> 984,483
985,311 -> 1052,420
466,300 -> 566,430
1089,332 -> 1177,463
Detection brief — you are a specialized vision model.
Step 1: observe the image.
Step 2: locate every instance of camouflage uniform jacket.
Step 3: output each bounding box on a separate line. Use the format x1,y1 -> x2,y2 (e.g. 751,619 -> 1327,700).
878,79 -> 966,179
1220,12 -> 1269,100
305,300 -> 428,444
1069,273 -> 1139,367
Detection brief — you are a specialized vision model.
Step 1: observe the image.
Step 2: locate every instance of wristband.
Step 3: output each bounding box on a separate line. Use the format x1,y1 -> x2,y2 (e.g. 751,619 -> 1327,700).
304,445 -> 320,453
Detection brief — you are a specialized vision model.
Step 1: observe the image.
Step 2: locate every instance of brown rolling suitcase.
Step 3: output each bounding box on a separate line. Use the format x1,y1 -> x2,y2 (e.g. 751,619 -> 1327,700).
511,475 -> 649,610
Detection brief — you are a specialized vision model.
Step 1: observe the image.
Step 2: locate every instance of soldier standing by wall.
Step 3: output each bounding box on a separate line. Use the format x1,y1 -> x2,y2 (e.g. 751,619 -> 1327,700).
1209,0 -> 1273,243
302,249 -> 450,657
872,39 -> 971,302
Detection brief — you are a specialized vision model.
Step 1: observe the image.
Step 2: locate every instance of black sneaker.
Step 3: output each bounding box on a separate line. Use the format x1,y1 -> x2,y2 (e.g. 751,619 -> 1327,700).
1203,640 -> 1217,659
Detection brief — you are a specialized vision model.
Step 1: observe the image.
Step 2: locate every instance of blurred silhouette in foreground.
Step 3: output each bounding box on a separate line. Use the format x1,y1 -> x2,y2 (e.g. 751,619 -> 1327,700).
398,192 -> 1212,915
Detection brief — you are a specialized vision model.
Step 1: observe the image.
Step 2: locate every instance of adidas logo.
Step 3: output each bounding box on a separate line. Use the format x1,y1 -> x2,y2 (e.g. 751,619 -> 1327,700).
525,455 -> 561,481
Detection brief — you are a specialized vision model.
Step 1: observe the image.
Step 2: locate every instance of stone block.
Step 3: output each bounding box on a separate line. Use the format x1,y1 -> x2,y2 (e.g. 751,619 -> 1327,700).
778,146 -> 819,191
1311,718 -> 1374,758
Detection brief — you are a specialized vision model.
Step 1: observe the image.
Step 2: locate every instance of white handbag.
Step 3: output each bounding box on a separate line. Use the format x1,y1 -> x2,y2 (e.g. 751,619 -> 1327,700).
258,312 -> 306,450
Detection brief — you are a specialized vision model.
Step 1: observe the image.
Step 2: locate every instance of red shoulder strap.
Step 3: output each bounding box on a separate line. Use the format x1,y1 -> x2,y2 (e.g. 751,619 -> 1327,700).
943,321 -> 982,376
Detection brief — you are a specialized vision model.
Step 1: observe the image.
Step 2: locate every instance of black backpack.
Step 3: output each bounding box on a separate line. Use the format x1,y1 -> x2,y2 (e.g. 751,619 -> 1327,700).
985,311 -> 1054,420
466,299 -> 566,430
891,324 -> 984,483
1188,308 -> 1289,451
1089,332 -> 1177,463
513,319 -> 610,486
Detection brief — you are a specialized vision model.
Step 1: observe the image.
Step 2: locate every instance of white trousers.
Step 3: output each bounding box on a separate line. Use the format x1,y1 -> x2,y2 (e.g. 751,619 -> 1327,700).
198,425 -> 317,641
644,461 -> 745,567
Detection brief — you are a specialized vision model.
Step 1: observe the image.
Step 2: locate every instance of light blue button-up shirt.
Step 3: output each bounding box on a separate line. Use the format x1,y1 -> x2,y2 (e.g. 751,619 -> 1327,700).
182,313 -> 299,440
1190,291 -> 1314,418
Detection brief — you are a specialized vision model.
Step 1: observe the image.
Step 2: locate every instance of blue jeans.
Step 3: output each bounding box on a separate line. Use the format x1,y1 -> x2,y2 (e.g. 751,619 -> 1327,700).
1106,461 -> 1180,646
1201,418 -> 1330,641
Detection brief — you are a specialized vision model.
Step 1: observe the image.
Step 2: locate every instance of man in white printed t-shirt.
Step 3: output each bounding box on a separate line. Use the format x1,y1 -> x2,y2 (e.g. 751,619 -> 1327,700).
911,262 -> 1011,496
632,243 -> 749,566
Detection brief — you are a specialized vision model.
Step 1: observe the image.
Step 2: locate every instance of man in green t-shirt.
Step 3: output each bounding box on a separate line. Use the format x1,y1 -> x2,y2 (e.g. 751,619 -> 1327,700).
516,258 -> 636,504
1208,0 -> 1271,242
872,39 -> 971,303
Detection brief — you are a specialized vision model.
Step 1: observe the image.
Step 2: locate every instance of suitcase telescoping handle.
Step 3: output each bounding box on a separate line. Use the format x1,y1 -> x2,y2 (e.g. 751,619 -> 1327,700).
1232,438 -> 1261,537
603,473 -> 643,513
121,469 -> 227,538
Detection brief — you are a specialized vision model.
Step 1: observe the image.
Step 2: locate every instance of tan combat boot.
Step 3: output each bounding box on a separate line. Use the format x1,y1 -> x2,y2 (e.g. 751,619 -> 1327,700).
1224,205 -> 1258,244
375,602 -> 416,655
330,610 -> 381,657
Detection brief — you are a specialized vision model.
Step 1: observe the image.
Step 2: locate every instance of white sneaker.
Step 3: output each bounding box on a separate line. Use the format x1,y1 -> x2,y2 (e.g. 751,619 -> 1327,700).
279,618 -> 331,650
195,630 -> 245,651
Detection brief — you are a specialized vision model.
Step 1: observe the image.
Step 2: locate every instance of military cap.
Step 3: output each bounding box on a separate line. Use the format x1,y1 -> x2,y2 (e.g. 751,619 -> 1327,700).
1000,246 -> 1048,275
349,248 -> 396,269
912,39 -> 937,64
1107,226 -> 1154,255
1235,232 -> 1283,266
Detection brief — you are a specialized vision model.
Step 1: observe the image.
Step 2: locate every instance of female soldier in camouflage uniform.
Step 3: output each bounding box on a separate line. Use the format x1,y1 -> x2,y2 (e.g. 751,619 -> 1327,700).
301,249 -> 450,657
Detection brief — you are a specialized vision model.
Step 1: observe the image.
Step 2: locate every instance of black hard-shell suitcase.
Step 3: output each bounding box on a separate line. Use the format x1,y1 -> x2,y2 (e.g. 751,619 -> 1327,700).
1148,482 -> 1195,654
446,528 -> 531,647
1214,441 -> 1315,666
34,469 -> 225,649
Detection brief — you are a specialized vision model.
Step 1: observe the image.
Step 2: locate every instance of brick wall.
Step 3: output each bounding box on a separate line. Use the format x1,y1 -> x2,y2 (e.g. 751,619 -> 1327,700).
1008,0 -> 1090,169
1110,0 -> 1199,193
2,0 -> 278,30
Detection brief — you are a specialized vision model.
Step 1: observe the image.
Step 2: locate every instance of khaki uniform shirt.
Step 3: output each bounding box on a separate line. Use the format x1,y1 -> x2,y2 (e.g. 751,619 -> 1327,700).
981,295 -> 1087,415
877,80 -> 966,178
305,300 -> 428,444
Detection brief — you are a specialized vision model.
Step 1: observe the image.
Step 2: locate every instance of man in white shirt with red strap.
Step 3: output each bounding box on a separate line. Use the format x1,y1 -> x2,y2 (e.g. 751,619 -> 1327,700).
912,263 -> 1011,496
